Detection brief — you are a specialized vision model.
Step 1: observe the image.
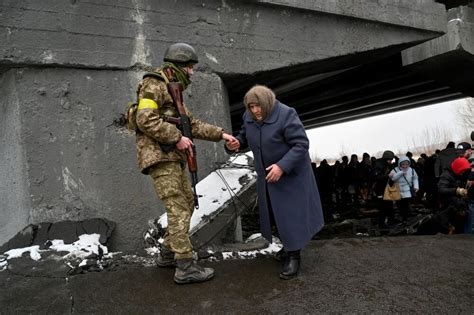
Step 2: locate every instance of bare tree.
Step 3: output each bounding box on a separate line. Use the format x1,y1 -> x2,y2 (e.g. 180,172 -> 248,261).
396,149 -> 406,157
456,98 -> 474,135
407,125 -> 454,156
338,144 -> 350,160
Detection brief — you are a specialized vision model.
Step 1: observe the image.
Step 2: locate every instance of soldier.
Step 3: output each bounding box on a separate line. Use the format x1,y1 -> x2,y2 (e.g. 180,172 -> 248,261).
134,43 -> 238,284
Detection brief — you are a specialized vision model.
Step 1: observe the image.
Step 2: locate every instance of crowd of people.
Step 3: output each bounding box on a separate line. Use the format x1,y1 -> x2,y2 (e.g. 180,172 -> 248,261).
312,141 -> 474,234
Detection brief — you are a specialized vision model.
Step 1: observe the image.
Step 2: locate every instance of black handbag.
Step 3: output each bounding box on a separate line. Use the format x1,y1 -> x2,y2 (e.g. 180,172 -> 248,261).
409,186 -> 416,198
402,169 -> 416,197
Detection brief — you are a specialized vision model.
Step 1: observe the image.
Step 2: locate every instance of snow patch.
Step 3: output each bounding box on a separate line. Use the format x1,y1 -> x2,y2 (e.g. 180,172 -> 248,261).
448,18 -> 463,24
48,234 -> 108,259
157,152 -> 255,231
1,234 -> 108,272
0,260 -> 7,271
5,245 -> 42,261
205,52 -> 219,64
220,236 -> 282,260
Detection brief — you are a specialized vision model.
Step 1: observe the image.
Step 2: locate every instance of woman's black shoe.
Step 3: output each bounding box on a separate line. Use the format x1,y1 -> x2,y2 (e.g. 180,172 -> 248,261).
274,248 -> 287,262
279,250 -> 300,280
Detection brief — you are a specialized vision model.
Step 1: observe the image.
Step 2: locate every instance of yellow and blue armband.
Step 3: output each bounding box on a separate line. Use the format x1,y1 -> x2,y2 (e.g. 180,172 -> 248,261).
137,98 -> 159,111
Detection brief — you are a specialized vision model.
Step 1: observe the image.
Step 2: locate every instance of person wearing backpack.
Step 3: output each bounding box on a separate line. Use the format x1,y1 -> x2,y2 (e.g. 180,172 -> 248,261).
389,156 -> 419,223
129,43 -> 238,284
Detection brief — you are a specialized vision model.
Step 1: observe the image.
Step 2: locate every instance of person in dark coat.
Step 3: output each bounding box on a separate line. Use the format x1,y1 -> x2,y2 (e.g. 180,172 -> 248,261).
316,159 -> 334,206
225,85 -> 324,280
371,150 -> 395,228
358,153 -> 373,203
434,141 -> 457,178
438,157 -> 471,233
424,152 -> 439,210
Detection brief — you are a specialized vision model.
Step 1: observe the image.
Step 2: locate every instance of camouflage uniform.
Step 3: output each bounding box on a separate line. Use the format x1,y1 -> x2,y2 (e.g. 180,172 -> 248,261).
136,74 -> 224,259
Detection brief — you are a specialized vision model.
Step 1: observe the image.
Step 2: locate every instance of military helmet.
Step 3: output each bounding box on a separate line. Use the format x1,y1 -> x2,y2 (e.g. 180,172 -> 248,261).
163,43 -> 198,65
382,150 -> 395,160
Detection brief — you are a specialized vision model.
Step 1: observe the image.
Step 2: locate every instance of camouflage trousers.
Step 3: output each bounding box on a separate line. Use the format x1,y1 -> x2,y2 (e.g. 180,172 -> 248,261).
150,161 -> 195,260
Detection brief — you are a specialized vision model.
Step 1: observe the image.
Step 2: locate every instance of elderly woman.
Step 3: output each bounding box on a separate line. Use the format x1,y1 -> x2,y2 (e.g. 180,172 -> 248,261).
225,85 -> 324,279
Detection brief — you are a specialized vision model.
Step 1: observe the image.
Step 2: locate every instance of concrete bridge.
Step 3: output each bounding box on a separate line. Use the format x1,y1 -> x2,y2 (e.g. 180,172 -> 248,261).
1,0 -> 473,251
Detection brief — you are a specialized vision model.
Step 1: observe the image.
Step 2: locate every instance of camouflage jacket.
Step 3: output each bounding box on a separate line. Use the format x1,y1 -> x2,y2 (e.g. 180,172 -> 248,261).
135,75 -> 224,174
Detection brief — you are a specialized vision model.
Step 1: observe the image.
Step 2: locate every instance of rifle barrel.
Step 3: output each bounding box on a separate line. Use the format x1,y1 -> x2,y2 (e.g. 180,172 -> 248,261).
191,173 -> 199,208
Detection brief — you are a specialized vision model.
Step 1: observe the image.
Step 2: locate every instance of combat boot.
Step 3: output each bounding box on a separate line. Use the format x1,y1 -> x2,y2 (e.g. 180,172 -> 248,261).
279,250 -> 300,280
174,258 -> 214,284
156,246 -> 176,268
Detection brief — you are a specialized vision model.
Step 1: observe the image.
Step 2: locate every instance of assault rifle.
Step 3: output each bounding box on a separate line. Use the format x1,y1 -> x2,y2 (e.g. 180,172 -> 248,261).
167,81 -> 199,209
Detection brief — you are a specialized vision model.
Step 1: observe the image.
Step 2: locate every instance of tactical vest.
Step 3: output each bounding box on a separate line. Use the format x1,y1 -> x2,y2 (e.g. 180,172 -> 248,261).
125,70 -> 179,132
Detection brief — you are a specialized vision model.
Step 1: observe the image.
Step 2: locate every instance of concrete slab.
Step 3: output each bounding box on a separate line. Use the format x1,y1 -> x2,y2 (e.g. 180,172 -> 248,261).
402,6 -> 474,64
0,0 -> 446,74
257,0 -> 447,32
402,5 -> 474,96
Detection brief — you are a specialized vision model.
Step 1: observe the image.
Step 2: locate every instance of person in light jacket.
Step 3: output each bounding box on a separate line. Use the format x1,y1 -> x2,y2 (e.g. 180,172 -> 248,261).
225,85 -> 324,280
389,156 -> 419,222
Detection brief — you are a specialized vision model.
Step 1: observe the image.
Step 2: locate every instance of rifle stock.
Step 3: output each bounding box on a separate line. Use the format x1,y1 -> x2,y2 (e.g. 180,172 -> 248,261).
167,81 -> 199,209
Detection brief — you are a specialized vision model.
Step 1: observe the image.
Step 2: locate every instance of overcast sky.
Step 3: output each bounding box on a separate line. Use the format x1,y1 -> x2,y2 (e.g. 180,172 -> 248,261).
306,98 -> 470,161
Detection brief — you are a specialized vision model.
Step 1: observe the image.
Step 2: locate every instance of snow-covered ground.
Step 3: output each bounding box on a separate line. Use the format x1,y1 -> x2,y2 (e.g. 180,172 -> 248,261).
1,232 -> 281,272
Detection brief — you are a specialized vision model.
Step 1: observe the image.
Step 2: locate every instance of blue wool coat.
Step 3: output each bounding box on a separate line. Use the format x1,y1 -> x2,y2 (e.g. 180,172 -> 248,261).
236,101 -> 324,250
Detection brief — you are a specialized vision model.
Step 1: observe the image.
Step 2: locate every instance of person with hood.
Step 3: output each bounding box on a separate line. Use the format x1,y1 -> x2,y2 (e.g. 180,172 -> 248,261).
133,43 -> 238,284
438,157 -> 472,233
389,156 -> 419,222
225,85 -> 324,280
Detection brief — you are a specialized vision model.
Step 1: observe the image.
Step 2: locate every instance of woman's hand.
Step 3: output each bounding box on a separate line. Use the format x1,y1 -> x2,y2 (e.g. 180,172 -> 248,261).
266,164 -> 283,183
223,133 -> 240,151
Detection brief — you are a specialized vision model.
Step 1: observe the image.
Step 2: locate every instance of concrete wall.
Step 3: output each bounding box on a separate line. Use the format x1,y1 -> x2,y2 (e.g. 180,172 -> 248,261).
0,71 -> 31,243
0,0 -> 447,251
0,67 -> 231,251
